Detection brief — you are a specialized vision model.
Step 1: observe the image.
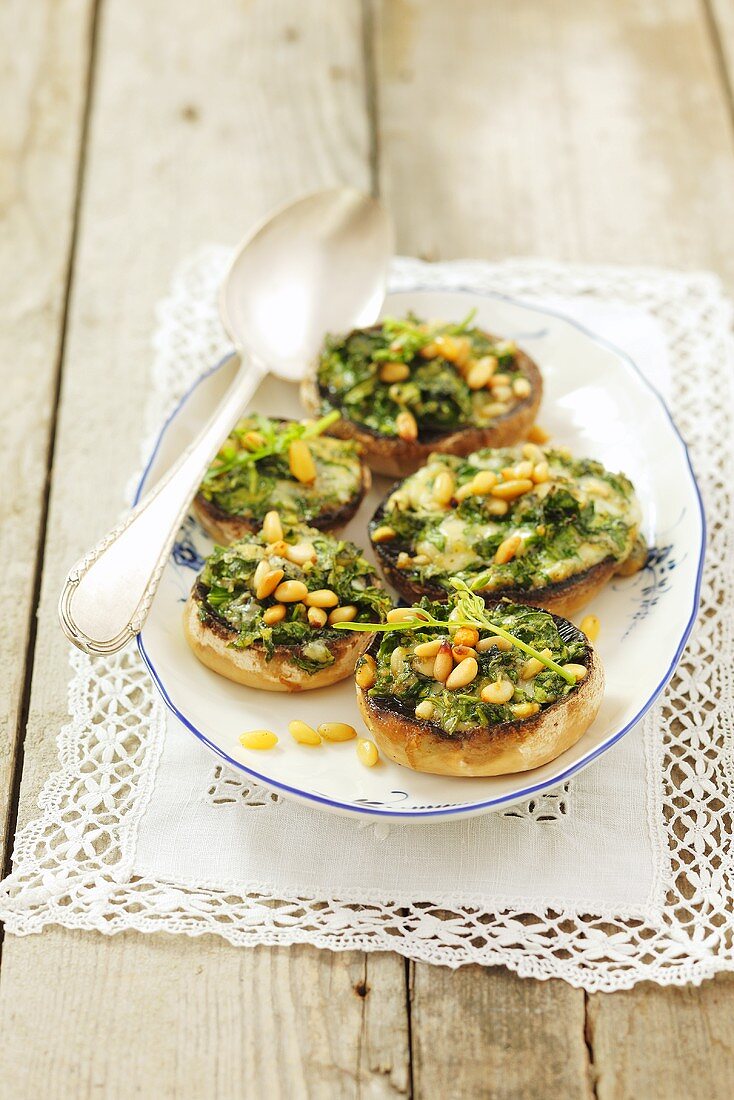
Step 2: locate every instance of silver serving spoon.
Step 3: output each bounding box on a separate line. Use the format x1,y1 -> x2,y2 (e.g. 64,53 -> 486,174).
59,188 -> 393,654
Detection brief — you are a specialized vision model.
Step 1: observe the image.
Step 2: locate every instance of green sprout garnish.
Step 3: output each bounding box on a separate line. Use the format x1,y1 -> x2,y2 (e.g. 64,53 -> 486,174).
333,578 -> 577,684
202,410 -> 341,483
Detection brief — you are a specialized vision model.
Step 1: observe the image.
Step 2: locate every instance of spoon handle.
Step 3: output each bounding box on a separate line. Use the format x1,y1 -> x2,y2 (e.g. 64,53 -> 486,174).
58,356 -> 266,654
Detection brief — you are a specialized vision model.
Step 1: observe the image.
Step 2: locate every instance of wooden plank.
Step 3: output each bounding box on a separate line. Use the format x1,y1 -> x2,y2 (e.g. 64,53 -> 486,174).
588,976 -> 734,1099
0,0 -> 409,1095
377,0 -> 734,286
0,932 -> 409,1099
0,0 -> 95,858
375,0 -> 734,1095
410,964 -> 592,1100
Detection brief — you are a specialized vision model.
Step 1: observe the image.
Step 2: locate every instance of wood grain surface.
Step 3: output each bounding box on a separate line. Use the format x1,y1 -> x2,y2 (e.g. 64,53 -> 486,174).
1,0 -> 734,1096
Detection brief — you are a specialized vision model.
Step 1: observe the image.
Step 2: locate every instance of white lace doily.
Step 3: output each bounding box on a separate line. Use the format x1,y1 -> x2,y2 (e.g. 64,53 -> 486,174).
1,253 -> 732,993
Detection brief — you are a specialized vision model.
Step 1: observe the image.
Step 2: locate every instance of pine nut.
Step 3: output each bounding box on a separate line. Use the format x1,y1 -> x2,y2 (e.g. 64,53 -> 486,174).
414,655 -> 438,677
580,615 -> 600,642
288,439 -> 317,484
266,539 -> 289,558
522,442 -> 544,463
415,699 -> 435,720
263,604 -> 287,625
390,646 -> 405,676
485,498 -> 509,516
380,361 -> 410,382
320,722 -> 357,742
256,568 -> 285,600
466,359 -> 493,389
328,605 -> 358,625
239,730 -> 278,750
420,341 -> 440,359
527,424 -> 550,444
452,644 -> 477,662
433,641 -> 454,683
483,401 -> 509,417
274,580 -> 309,603
513,377 -> 532,398
387,606 -> 428,624
412,554 -> 430,566
288,720 -> 321,745
262,510 -> 283,543
453,626 -> 479,648
511,702 -> 541,719
514,461 -> 534,479
432,334 -> 459,361
471,470 -> 498,495
491,479 -> 534,501
494,533 -> 522,564
454,483 -> 475,502
453,336 -> 472,367
493,385 -> 513,402
490,373 -> 510,388
521,649 -> 552,680
356,655 -> 376,689
285,541 -> 317,566
433,470 -> 455,504
307,606 -> 328,628
477,635 -> 513,653
396,552 -> 412,569
480,679 -> 514,704
356,738 -> 379,767
372,525 -> 396,543
253,559 -> 270,589
532,461 -> 550,484
396,410 -> 418,442
414,638 -> 442,657
562,663 -> 588,681
446,657 -> 478,690
304,589 -> 339,608
242,430 -> 266,450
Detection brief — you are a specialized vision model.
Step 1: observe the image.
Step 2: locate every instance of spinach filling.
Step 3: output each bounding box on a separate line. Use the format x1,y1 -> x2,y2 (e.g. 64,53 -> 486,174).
315,313 -> 529,438
197,526 -> 391,674
373,446 -> 643,593
198,415 -> 363,525
365,599 -> 588,734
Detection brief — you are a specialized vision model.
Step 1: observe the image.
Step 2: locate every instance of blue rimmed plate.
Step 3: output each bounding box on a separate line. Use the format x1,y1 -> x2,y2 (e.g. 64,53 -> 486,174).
137,287 -> 705,821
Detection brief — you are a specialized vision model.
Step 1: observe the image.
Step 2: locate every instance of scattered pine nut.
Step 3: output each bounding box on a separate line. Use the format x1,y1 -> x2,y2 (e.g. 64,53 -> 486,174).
240,730 -> 278,750
262,510 -> 283,543
304,589 -> 339,608
319,722 -> 357,742
527,424 -> 550,444
307,606 -> 328,628
356,655 -> 376,690
446,656 -> 478,690
256,568 -> 285,601
494,533 -> 522,565
328,605 -> 358,625
580,615 -> 600,642
396,409 -> 418,442
263,604 -> 287,625
289,439 -> 317,484
274,579 -> 309,603
372,525 -> 396,543
356,738 -> 379,766
288,720 -> 321,746
481,679 -> 515,704
415,699 -> 436,720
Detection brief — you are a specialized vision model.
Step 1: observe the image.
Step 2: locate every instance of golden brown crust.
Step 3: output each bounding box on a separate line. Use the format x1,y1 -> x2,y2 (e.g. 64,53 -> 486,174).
356,644 -> 604,776
183,591 -> 374,692
192,463 -> 371,545
301,342 -> 543,477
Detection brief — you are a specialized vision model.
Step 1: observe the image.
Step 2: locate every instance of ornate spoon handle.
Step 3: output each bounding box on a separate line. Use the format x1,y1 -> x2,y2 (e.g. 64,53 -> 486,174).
59,356 -> 264,655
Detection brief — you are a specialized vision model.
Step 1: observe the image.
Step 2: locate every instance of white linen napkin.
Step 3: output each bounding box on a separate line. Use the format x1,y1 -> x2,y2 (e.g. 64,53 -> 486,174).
2,255 -> 730,993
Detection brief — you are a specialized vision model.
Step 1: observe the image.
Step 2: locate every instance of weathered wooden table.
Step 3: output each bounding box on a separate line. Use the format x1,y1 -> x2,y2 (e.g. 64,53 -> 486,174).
2,1 -> 734,1095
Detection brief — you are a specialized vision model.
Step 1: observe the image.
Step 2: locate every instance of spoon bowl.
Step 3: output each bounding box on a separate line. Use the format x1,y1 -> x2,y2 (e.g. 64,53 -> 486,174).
59,187 -> 393,655
221,188 -> 392,378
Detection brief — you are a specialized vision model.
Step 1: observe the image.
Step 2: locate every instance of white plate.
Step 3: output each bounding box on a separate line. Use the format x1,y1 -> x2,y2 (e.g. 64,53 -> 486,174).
138,287 -> 705,821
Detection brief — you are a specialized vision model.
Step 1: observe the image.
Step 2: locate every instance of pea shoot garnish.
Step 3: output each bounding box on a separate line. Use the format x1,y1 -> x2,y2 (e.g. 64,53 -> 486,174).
203,410 -> 341,482
333,578 -> 577,684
